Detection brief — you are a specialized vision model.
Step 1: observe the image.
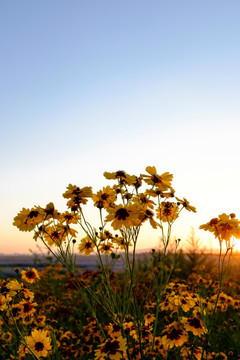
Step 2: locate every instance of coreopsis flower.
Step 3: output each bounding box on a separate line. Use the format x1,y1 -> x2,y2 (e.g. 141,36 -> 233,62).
19,299 -> 37,318
6,279 -> 22,297
174,295 -> 196,312
137,208 -> 159,229
13,207 -> 43,232
43,225 -> 66,246
26,329 -> 52,358
133,193 -> 155,209
182,317 -> 205,336
112,236 -> 132,250
92,186 -> 116,209
146,188 -> 175,198
176,197 -> 197,213
63,184 -> 92,205
105,204 -> 139,230
78,236 -> 95,256
181,345 -> 203,360
99,242 -> 114,254
40,202 -> 59,220
59,211 -> 80,224
161,321 -> 188,350
21,268 -> 40,284
0,294 -> 8,311
156,202 -> 179,223
104,170 -> 136,186
200,213 -> 240,246
95,336 -> 127,360
141,166 -> 173,190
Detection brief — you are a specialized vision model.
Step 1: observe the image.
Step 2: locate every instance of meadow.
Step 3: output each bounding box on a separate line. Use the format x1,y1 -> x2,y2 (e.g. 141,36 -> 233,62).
1,166 -> 240,359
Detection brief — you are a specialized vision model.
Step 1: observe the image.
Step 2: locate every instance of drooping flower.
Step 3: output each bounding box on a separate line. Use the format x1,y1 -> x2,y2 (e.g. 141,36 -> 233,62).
176,197 -> 197,213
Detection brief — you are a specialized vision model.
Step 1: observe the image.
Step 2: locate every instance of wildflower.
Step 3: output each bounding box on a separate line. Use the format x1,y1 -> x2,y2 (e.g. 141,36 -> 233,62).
113,236 -> 132,250
95,336 -> 127,360
99,242 -> 114,254
21,268 -> 40,283
78,236 -> 95,256
19,299 -> 37,318
175,197 -> 196,212
26,329 -> 52,358
92,186 -> 116,209
59,211 -> 80,224
0,294 -> 8,311
156,202 -> 179,223
41,202 -> 59,220
161,321 -> 188,349
105,204 -> 139,230
141,166 -> 173,190
200,213 -> 240,246
43,225 -> 66,246
13,207 -> 43,232
182,317 -> 205,336
63,184 -> 92,205
104,170 -> 136,185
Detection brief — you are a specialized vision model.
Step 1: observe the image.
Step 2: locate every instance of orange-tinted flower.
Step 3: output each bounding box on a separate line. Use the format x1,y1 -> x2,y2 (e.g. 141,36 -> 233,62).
95,336 -> 127,360
63,184 -> 92,205
99,242 -> 114,254
26,329 -> 52,358
141,166 -> 173,190
78,236 -> 95,256
13,208 -> 43,232
182,317 -> 205,336
43,225 -> 66,246
176,197 -> 196,213
104,170 -> 136,186
161,321 -> 188,349
105,204 -> 139,230
92,186 -> 116,209
59,211 -> 80,224
156,202 -> 179,223
21,267 -> 40,283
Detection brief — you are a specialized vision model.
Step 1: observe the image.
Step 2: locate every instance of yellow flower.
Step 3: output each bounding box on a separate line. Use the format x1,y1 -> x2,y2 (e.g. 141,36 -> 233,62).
112,236 -> 132,250
92,186 -> 116,209
182,316 -> 205,336
26,329 -> 52,358
104,170 -> 136,186
141,166 -> 173,190
156,202 -> 179,223
99,242 -> 114,254
58,211 -> 80,224
105,204 -> 139,230
78,236 -> 95,256
200,213 -> 240,246
161,321 -> 188,350
95,336 -> 127,360
63,184 -> 92,205
13,207 -> 43,232
21,267 -> 40,283
0,294 -> 8,311
43,225 -> 66,246
176,197 -> 197,213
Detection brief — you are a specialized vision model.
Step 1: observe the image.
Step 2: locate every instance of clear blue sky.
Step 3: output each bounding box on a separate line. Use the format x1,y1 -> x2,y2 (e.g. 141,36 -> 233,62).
1,1 -> 240,253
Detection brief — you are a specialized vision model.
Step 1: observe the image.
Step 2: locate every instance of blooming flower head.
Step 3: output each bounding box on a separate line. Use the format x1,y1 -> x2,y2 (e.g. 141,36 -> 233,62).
78,236 -> 95,256
105,204 -> 139,230
99,241 -> 114,254
95,336 -> 127,360
21,267 -> 40,284
176,197 -> 197,213
182,316 -> 205,336
43,225 -> 66,246
141,166 -> 173,190
200,213 -> 240,246
26,329 -> 52,358
161,321 -> 188,350
13,208 -> 43,232
104,170 -> 136,186
92,186 -> 116,209
156,202 -> 179,223
63,184 -> 92,205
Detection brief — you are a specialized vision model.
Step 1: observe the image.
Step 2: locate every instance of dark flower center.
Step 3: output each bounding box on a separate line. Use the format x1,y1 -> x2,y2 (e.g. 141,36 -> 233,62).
116,171 -> 126,178
101,340 -> 120,355
101,193 -> 108,200
28,211 -> 39,219
26,271 -> 36,279
35,342 -> 44,352
167,328 -> 183,340
85,242 -> 92,249
151,175 -> 161,184
188,317 -> 202,329
115,208 -> 129,220
23,303 -> 32,313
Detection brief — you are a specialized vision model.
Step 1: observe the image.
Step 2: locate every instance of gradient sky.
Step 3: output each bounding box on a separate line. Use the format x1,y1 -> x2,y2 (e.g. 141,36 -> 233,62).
1,1 -> 240,254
